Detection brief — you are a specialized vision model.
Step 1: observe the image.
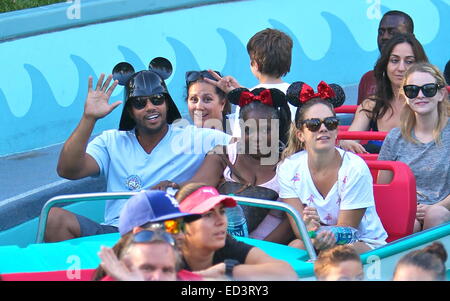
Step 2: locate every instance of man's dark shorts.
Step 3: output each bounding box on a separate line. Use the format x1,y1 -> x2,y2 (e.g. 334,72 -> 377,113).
74,213 -> 118,237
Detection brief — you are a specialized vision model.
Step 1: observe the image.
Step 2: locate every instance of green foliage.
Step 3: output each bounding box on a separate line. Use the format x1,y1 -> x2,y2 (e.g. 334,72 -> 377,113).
0,0 -> 66,13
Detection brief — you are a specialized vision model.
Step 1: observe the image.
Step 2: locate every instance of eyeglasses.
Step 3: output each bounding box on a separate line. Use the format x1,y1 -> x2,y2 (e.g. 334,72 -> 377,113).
144,219 -> 184,235
298,117 -> 339,132
403,83 -> 444,99
132,230 -> 175,246
185,70 -> 221,87
129,94 -> 166,110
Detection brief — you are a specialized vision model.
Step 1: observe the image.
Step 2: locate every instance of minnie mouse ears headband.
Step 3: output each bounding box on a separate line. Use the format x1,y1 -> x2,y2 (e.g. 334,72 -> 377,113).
112,57 -> 173,85
227,87 -> 287,109
286,81 -> 345,109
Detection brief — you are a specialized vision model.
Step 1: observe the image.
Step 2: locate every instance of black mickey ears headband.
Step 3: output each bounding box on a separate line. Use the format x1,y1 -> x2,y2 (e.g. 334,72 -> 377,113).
227,87 -> 287,109
112,57 -> 173,85
286,81 -> 345,109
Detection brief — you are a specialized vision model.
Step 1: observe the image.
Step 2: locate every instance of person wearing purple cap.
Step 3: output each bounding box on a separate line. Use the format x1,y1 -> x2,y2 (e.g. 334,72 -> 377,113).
93,190 -> 202,281
45,58 -> 230,242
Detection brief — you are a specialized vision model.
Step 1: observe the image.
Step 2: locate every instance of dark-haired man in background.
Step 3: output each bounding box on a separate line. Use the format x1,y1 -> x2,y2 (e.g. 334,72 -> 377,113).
357,10 -> 415,105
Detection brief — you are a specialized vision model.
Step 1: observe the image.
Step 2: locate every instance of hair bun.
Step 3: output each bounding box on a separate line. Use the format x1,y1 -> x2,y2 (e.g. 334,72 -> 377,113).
423,241 -> 448,263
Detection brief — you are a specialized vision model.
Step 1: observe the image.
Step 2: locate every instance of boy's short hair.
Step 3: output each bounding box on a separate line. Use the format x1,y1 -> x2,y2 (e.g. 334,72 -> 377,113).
246,28 -> 293,78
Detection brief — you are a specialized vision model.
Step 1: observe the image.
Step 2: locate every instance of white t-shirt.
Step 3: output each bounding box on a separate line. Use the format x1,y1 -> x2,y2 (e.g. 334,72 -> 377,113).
231,82 -> 295,138
86,124 -> 231,226
277,148 -> 387,244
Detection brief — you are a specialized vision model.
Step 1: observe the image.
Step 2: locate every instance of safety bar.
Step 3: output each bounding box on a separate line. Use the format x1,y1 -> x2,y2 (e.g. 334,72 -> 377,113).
35,192 -> 138,244
337,131 -> 387,141
357,153 -> 379,161
35,192 -> 317,260
232,196 -> 317,261
334,105 -> 358,114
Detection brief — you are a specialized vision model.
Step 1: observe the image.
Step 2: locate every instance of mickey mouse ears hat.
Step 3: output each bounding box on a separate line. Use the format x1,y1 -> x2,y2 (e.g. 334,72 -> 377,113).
113,57 -> 181,131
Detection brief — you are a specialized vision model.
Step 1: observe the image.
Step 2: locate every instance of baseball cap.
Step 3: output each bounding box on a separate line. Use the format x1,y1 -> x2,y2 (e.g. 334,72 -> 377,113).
179,186 -> 237,215
119,190 -> 200,236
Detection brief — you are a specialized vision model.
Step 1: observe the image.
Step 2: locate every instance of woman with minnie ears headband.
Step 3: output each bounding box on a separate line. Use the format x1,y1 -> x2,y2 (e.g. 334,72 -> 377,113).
278,81 -> 387,253
155,88 -> 293,244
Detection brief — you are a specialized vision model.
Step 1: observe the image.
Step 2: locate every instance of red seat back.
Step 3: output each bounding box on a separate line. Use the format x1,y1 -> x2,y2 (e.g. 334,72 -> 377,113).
357,154 -> 379,181
337,130 -> 387,146
1,269 -> 96,281
334,105 -> 358,114
366,160 -> 417,242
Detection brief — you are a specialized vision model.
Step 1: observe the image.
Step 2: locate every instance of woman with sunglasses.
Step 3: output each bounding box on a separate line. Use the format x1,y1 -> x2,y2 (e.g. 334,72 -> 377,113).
378,63 -> 450,232
185,70 -> 231,132
176,183 -> 298,281
340,33 -> 429,154
278,81 -> 387,253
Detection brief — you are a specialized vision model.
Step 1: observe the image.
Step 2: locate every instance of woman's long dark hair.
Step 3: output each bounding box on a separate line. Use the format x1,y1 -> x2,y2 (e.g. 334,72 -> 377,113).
369,33 -> 428,121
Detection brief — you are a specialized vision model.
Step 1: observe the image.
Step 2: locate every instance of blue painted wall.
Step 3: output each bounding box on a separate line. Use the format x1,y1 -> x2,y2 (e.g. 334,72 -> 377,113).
0,0 -> 449,156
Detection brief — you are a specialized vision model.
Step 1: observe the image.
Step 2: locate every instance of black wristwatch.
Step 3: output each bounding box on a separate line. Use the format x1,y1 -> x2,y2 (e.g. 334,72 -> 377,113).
224,259 -> 240,280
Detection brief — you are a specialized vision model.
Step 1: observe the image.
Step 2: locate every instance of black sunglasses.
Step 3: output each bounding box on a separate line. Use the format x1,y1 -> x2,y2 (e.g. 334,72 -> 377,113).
298,117 -> 339,132
403,83 -> 444,99
185,70 -> 221,87
129,94 -> 166,110
132,230 -> 175,246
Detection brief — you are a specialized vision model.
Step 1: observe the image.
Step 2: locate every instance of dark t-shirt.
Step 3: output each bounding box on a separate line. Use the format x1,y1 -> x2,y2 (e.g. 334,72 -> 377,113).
357,70 -> 377,105
182,235 -> 254,271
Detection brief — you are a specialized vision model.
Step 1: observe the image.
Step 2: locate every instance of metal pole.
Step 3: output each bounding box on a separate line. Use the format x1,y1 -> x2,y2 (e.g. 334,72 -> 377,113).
232,195 -> 317,261
35,192 -> 137,244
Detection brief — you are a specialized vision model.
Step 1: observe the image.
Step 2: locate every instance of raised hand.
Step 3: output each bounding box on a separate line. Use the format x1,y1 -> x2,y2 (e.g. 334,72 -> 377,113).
203,70 -> 242,94
98,246 -> 145,281
84,74 -> 122,121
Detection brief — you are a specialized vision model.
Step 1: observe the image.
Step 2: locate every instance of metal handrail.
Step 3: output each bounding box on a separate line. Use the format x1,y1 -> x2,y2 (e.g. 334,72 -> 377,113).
35,192 -> 138,244
233,196 -> 317,261
35,192 -> 317,260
